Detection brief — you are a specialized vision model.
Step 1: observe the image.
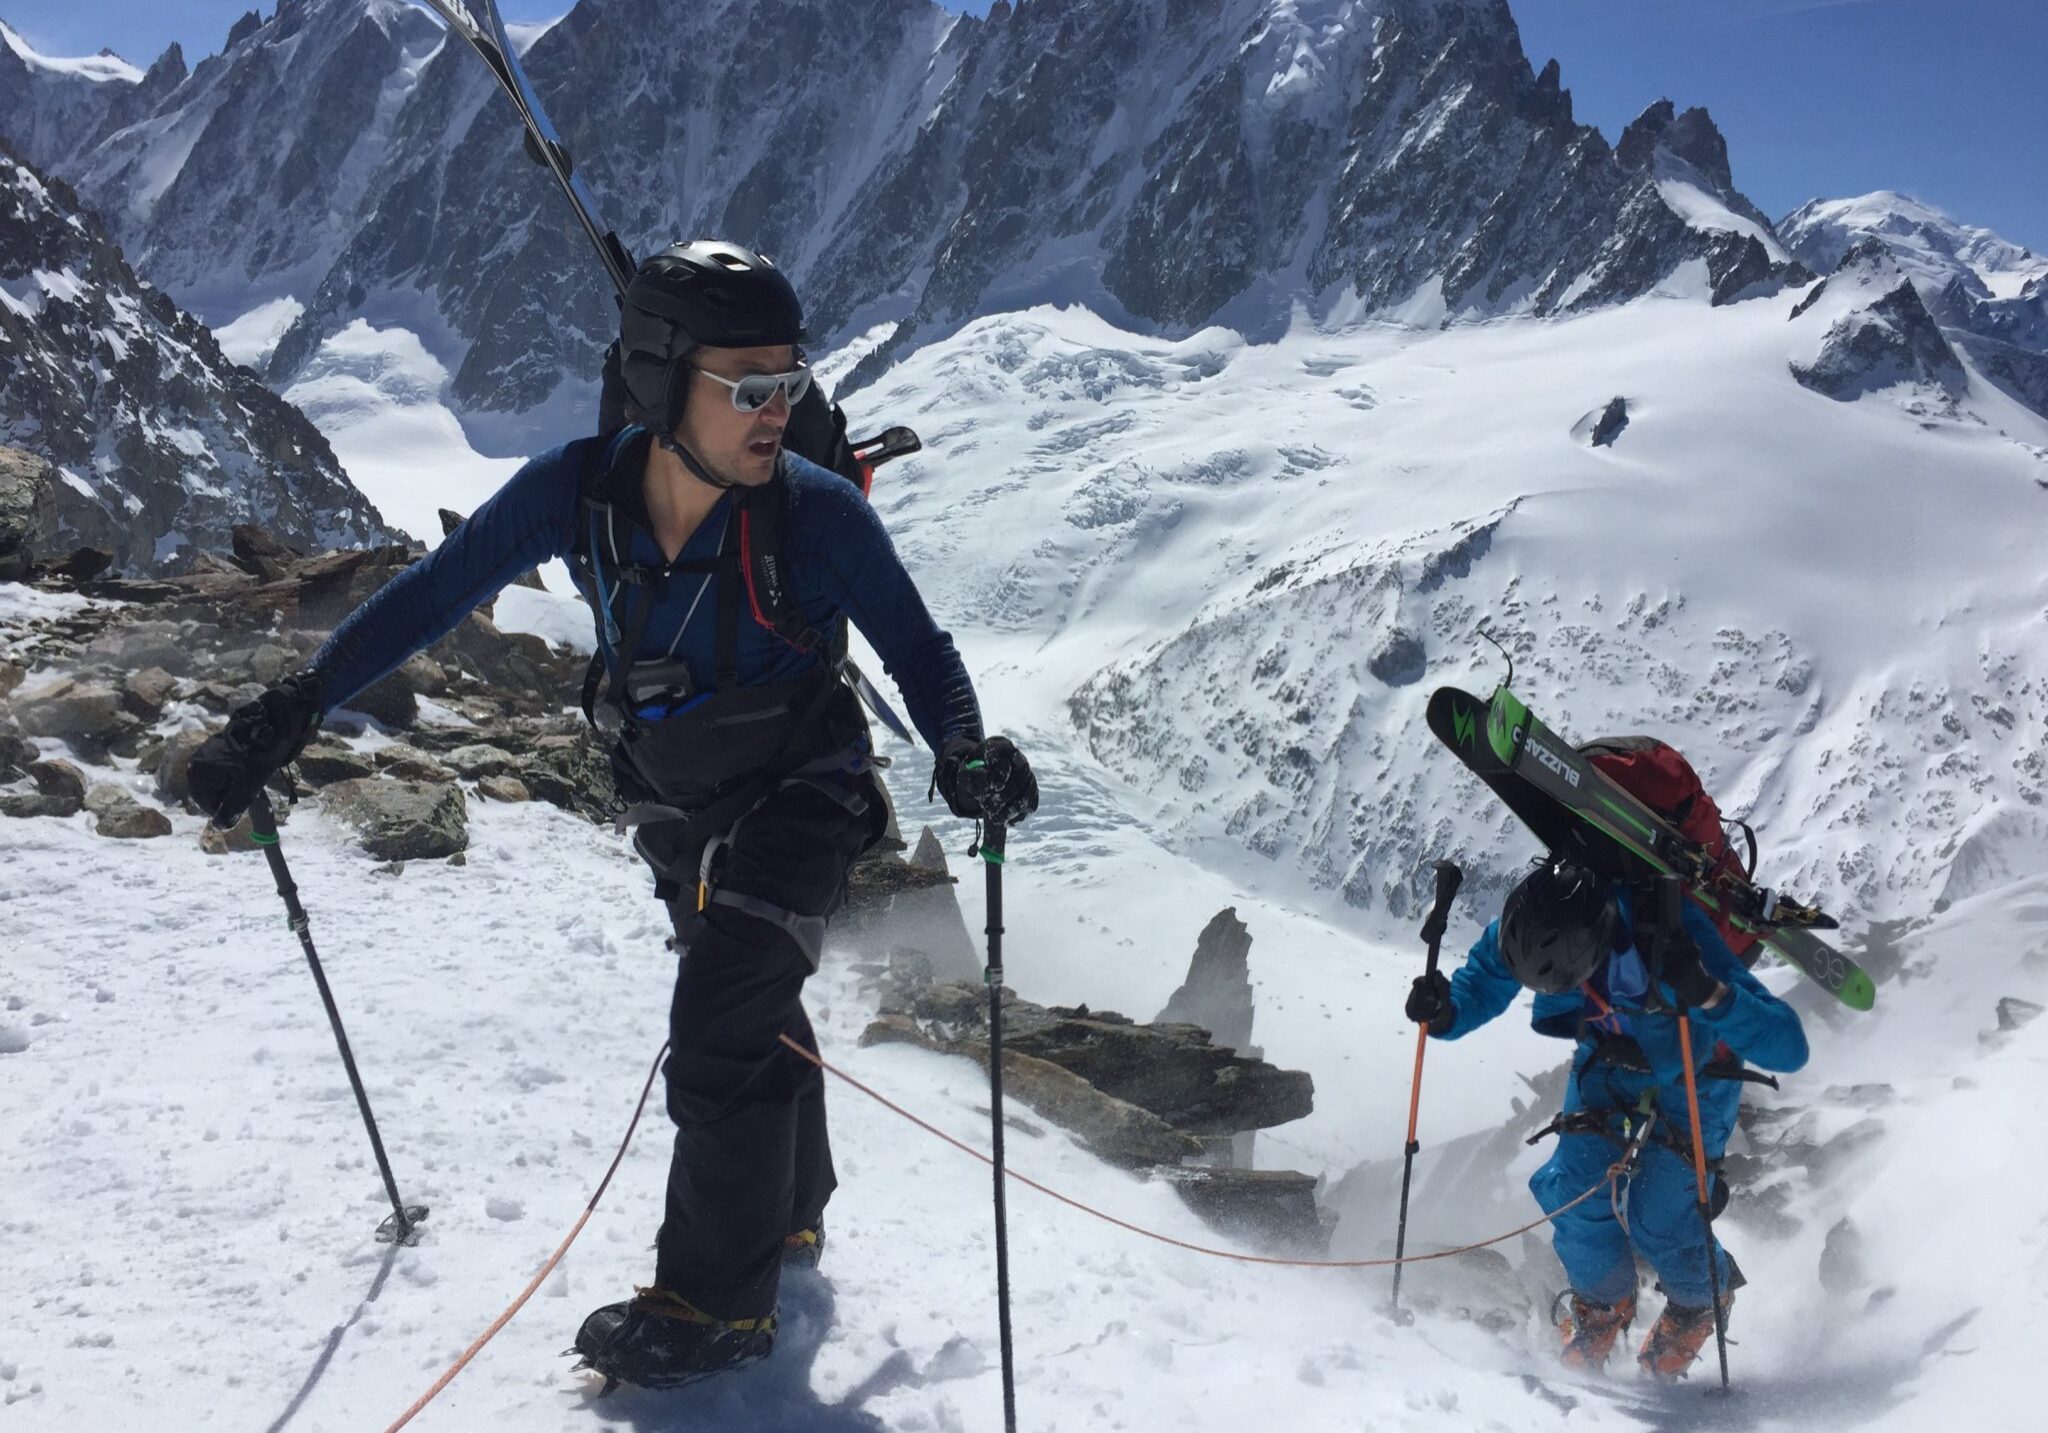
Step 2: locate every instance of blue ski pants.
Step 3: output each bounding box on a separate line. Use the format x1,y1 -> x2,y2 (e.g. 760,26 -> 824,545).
1531,1131 -> 1731,1309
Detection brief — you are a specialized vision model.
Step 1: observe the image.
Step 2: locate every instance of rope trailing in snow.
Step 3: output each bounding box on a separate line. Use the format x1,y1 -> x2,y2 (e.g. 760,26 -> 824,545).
780,1034 -> 1625,1271
381,1041 -> 670,1433
382,1031 -> 1631,1429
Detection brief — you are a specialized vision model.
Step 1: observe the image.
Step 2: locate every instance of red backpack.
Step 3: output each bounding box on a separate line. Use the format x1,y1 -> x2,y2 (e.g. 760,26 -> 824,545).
1579,736 -> 1762,964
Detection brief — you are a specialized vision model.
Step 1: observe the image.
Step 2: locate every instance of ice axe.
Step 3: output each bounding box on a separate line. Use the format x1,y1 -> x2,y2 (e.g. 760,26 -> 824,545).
1391,859 -> 1463,1320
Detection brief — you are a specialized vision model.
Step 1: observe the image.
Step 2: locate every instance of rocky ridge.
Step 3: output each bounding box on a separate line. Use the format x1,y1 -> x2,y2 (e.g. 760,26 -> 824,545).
10,0 -> 1808,437
0,148 -> 400,574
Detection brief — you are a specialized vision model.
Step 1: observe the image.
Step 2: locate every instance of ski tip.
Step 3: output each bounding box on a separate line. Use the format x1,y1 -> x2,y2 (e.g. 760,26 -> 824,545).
1839,972 -> 1877,1012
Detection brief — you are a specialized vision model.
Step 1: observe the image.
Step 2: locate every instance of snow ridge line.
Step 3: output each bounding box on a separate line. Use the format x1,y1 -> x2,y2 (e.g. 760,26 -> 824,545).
381,1041 -> 671,1433
779,1035 -> 1625,1271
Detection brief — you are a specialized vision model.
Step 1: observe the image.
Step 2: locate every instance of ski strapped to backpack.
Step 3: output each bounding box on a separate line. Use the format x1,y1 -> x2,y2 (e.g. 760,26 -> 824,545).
1424,683 -> 1876,1010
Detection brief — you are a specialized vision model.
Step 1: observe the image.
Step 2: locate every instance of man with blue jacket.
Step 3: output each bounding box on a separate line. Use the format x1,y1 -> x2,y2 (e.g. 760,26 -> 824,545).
1404,857 -> 1808,1379
188,241 -> 1038,1390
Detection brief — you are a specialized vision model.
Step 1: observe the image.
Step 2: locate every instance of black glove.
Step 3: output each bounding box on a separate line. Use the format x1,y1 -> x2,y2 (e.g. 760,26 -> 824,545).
1655,926 -> 1726,1010
1405,970 -> 1456,1035
187,673 -> 324,824
933,735 -> 1038,826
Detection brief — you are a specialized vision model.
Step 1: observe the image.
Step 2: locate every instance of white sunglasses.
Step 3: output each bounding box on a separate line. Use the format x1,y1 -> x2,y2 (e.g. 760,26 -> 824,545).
696,364 -> 813,414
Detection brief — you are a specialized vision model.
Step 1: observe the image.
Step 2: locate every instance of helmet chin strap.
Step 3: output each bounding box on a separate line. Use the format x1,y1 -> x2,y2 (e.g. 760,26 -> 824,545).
655,430 -> 738,491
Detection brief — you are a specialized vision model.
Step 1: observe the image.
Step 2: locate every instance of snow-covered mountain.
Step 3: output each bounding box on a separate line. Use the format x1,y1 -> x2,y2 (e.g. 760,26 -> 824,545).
825,295 -> 2048,931
13,0 -> 1808,444
1783,192 -> 2048,417
0,143 -> 398,571
1781,191 -> 2046,302
0,20 -> 184,179
64,0 -> 446,317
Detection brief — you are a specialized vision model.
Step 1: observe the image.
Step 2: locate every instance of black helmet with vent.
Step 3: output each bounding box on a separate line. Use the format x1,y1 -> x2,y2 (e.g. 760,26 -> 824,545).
616,240 -> 807,432
1498,858 -> 1619,993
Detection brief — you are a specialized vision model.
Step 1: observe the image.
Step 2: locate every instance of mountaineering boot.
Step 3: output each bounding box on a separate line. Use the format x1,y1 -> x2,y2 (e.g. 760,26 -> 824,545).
782,1222 -> 825,1269
1637,1290 -> 1734,1379
572,1287 -> 777,1390
1553,1290 -> 1637,1372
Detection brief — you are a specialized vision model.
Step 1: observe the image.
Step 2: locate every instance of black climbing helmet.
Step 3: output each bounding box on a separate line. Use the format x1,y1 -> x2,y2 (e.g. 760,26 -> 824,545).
1499,858 -> 1619,993
616,240 -> 807,432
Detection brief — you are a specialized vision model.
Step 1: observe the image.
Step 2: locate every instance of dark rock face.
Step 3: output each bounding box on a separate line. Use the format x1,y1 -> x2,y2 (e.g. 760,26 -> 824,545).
1793,281 -> 1965,403
1368,628 -> 1428,688
881,978 -> 1315,1137
1156,907 -> 1257,1053
1590,396 -> 1630,447
0,446 -> 57,580
861,968 -> 1320,1247
0,145 -> 400,575
1153,1166 -> 1328,1255
17,0 -> 1805,434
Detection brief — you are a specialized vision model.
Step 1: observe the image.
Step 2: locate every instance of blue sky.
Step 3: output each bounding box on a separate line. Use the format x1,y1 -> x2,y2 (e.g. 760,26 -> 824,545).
6,0 -> 2041,251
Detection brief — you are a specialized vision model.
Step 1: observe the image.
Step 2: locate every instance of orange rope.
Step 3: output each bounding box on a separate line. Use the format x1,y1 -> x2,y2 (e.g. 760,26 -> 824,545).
779,1034 -> 1623,1271
381,1042 -> 670,1433
381,1027 -> 1632,1430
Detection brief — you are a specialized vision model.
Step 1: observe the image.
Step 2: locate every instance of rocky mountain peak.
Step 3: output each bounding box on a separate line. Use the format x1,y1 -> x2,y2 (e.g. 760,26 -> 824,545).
15,0 -> 1809,437
226,10 -> 265,50
143,41 -> 187,91
0,143 -> 400,574
1615,99 -> 1733,192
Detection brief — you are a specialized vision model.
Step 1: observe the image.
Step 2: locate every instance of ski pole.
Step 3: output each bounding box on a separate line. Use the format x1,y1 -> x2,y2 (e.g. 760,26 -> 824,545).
975,818 -> 1018,1433
247,796 -> 427,1246
1392,859 -> 1463,1319
1657,876 -> 1732,1393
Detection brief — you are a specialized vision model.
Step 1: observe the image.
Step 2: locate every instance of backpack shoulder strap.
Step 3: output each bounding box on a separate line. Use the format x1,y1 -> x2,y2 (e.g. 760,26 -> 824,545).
573,429 -> 654,724
737,478 -> 832,661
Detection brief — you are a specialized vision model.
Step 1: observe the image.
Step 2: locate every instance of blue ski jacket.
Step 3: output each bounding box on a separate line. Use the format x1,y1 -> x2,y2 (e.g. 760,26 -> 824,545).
1434,887 -> 1808,1157
305,430 -> 982,753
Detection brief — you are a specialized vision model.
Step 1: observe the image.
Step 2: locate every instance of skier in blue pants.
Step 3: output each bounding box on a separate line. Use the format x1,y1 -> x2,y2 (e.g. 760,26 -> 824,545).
1405,857 -> 1808,1378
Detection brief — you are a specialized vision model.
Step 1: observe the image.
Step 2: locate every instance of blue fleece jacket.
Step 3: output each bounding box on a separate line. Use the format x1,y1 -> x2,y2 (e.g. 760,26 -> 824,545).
1436,888 -> 1809,1157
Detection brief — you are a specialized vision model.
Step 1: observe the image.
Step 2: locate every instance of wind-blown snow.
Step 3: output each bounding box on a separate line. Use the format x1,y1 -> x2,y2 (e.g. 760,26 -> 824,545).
0,21 -> 141,84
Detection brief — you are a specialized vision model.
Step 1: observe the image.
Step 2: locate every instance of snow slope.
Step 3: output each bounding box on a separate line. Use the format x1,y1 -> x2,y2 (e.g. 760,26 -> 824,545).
6,279 -> 2048,1429
281,318 -> 522,547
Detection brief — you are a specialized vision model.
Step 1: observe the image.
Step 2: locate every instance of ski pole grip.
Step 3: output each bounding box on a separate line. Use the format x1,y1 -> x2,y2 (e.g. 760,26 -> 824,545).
248,795 -> 278,842
1419,861 -> 1463,952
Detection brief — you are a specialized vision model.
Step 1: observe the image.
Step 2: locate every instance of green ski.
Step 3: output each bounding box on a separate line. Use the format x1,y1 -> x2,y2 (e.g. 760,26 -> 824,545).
1427,684 -> 1875,1011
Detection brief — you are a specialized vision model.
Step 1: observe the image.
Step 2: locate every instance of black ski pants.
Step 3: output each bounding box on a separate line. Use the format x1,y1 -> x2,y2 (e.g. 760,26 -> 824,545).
652,771 -> 882,1319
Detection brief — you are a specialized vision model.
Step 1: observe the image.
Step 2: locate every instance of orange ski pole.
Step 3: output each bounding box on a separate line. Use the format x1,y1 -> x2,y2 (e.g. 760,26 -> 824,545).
1392,860 -> 1463,1318
1659,876 -> 1733,1393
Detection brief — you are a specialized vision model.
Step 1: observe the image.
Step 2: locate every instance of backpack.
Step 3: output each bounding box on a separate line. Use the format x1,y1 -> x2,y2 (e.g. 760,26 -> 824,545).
1577,735 -> 1762,965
